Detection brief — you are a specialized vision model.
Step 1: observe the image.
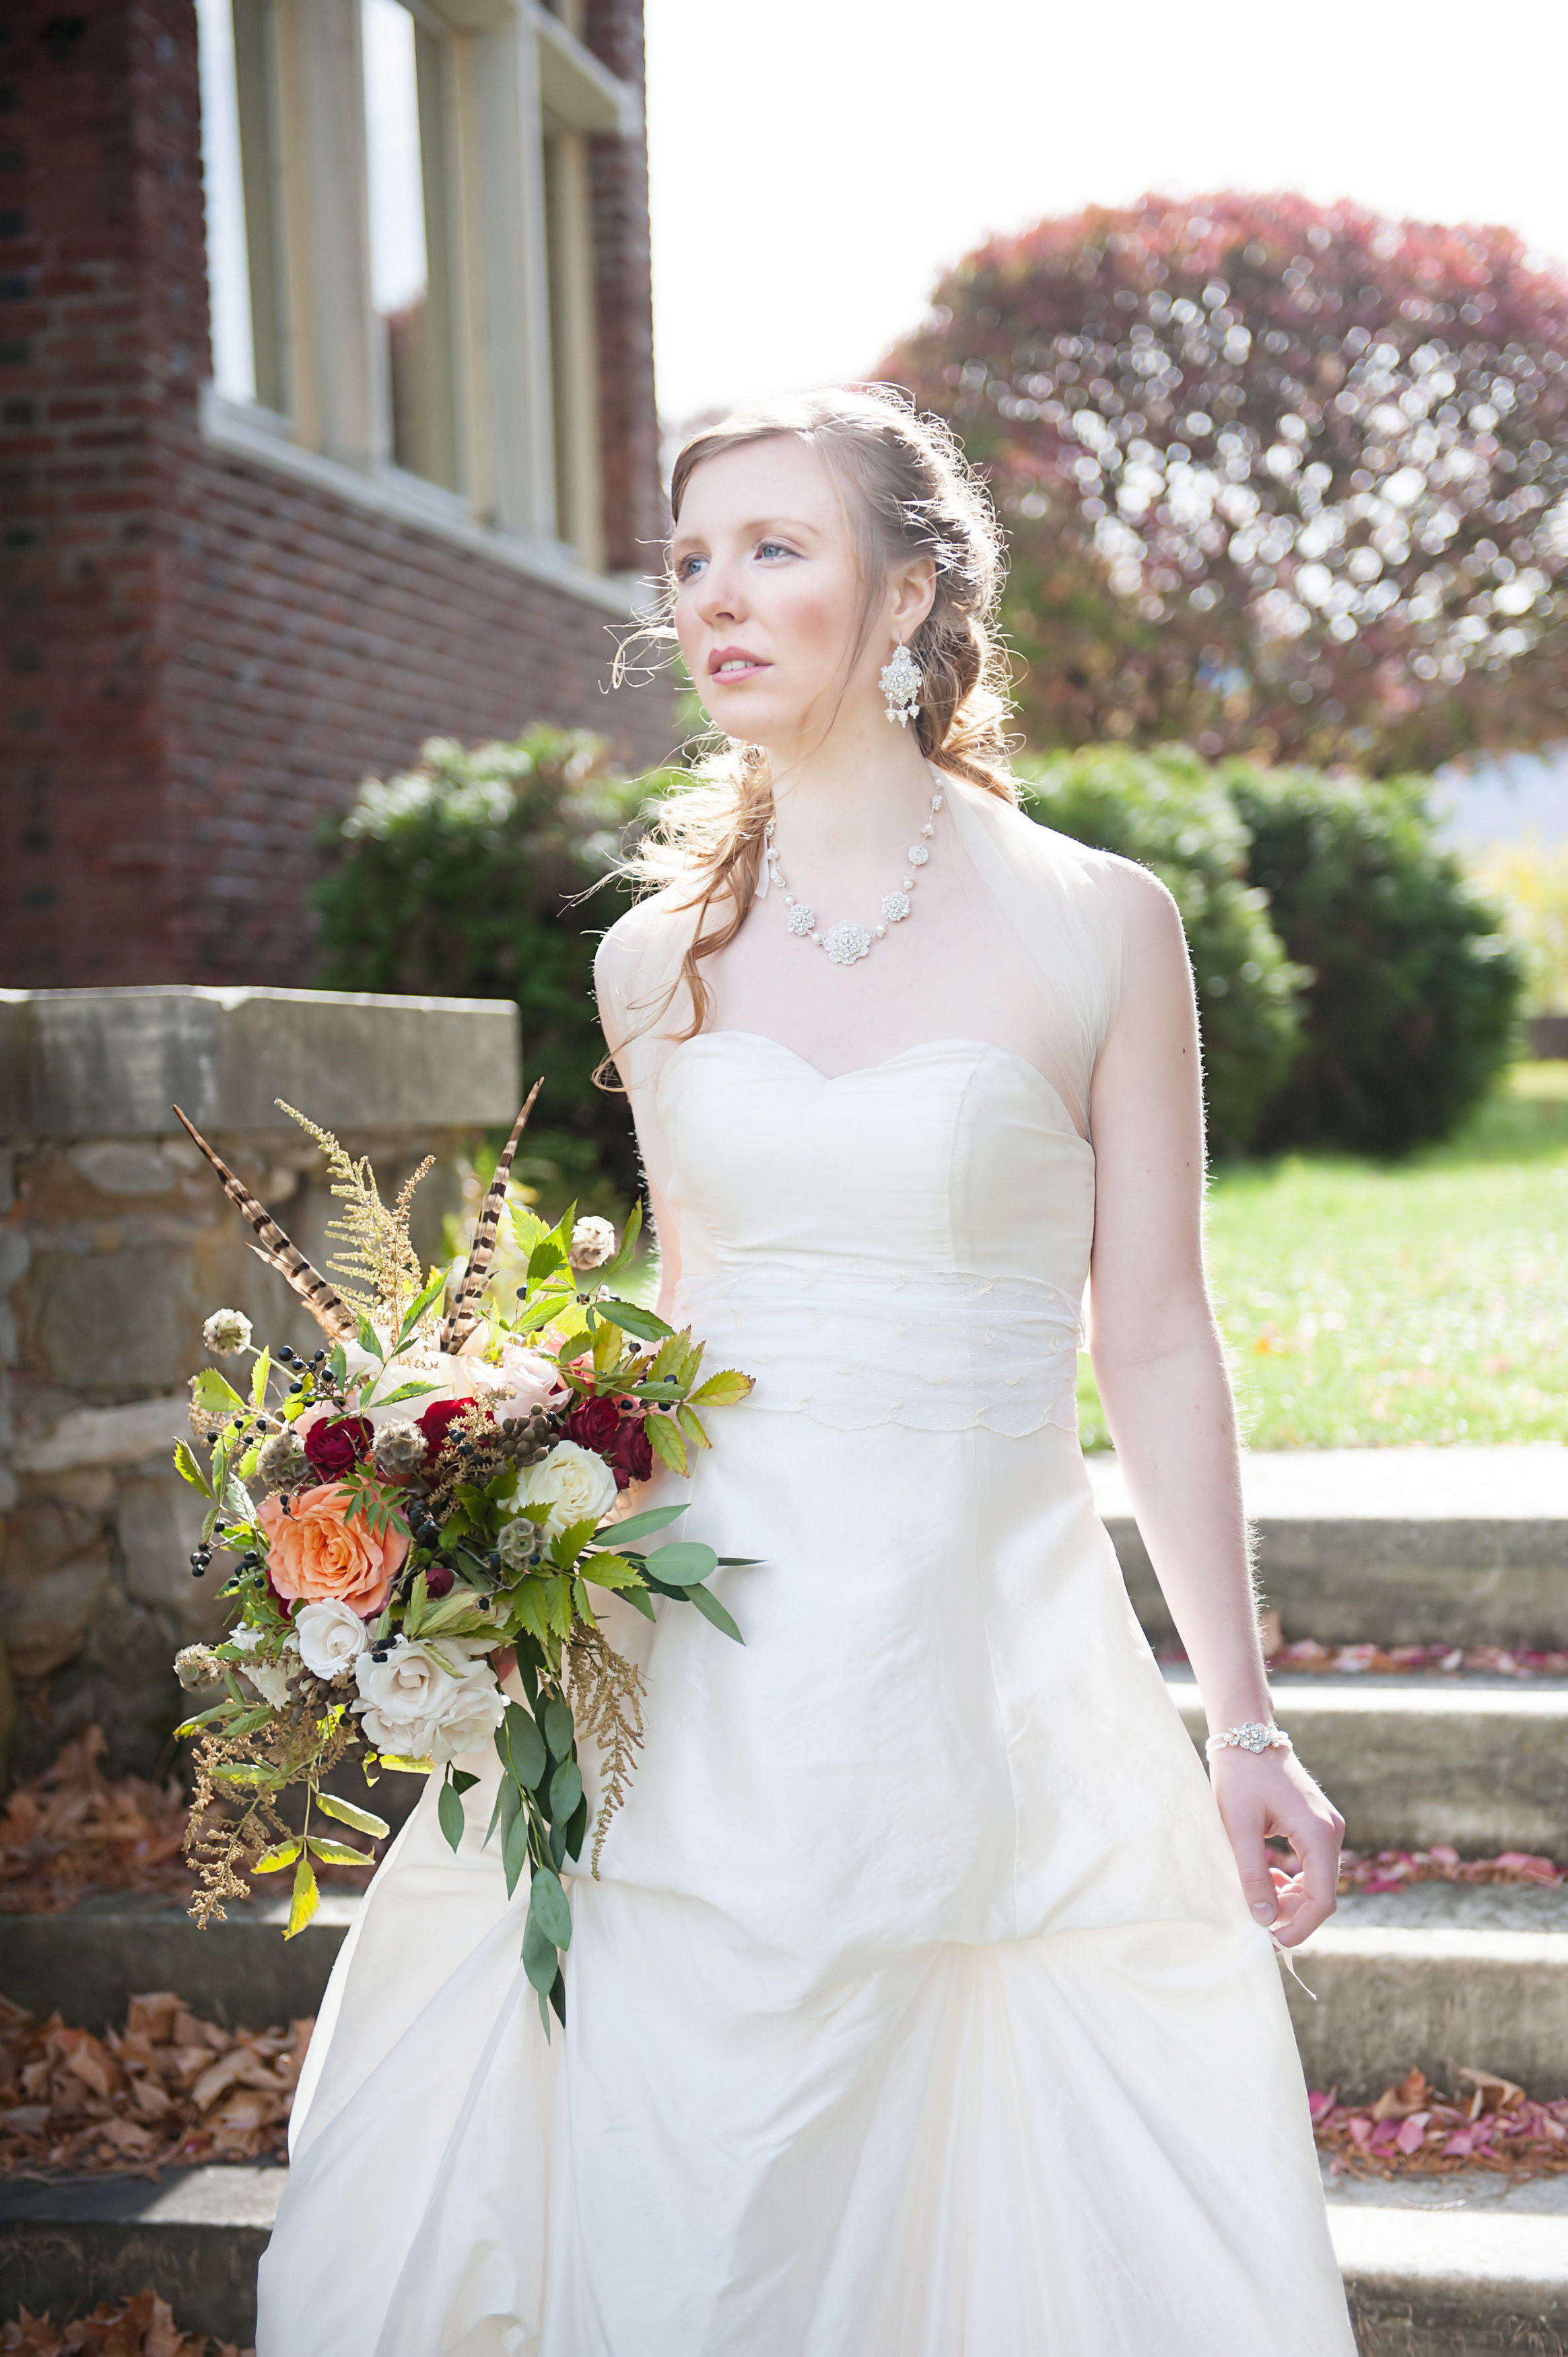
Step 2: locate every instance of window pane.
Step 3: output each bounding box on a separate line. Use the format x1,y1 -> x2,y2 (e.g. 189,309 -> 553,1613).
362,0 -> 458,490
195,0 -> 256,403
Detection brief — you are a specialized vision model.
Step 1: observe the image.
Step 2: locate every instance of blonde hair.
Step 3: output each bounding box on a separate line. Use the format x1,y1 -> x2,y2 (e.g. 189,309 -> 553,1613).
619,385 -> 1017,1044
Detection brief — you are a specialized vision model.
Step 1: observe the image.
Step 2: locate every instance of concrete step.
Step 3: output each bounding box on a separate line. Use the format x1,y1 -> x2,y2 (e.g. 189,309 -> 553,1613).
1167,1670 -> 1568,1855
1328,2167 -> 1568,2356
1289,1884 -> 1568,2102
1,1890 -> 357,2036
1094,1446 -> 1568,1649
0,2162 -> 282,2346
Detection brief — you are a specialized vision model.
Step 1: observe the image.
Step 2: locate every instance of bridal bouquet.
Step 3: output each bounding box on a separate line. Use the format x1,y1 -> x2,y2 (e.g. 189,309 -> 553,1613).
168,1090 -> 753,2031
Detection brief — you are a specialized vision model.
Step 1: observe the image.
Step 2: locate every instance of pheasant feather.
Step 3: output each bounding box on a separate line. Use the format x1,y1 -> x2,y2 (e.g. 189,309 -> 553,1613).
171,1105 -> 357,1341
442,1079 -> 543,1352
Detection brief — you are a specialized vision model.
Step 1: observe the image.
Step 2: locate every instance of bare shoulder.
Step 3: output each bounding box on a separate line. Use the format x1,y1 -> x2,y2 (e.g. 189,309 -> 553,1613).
593,881 -> 700,987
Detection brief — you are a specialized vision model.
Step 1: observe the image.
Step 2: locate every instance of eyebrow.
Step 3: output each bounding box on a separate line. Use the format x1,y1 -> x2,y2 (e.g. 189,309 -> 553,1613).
669,514 -> 823,553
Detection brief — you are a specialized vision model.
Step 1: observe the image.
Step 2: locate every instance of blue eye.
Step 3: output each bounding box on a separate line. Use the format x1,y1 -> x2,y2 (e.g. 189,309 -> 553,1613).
675,554 -> 708,580
757,540 -> 794,561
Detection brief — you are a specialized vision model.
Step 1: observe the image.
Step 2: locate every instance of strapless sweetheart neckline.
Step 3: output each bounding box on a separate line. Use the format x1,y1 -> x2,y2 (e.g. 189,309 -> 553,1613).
662,1028 -> 1085,1136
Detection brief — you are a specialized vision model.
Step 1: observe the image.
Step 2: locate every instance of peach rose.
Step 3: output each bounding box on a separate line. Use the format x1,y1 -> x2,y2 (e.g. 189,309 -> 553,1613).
258,1483 -> 407,1616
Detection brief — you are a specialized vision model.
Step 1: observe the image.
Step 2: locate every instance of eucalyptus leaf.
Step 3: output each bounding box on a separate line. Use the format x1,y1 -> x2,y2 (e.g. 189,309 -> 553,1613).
564,1792 -> 588,1862
618,1585 -> 656,1622
683,1581 -> 745,1644
549,1758 -> 583,1823
522,1902 -> 559,1993
530,1865 -> 573,1948
503,1802 -> 531,1901
450,1768 -> 480,1795
500,1700 -> 548,1790
438,1778 -> 466,1854
644,1541 -> 718,1586
599,1503 -> 686,1546
543,1698 -> 575,1761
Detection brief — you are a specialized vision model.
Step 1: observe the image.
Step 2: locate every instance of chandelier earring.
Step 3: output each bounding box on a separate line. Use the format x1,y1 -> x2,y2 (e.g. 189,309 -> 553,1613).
879,641 -> 922,729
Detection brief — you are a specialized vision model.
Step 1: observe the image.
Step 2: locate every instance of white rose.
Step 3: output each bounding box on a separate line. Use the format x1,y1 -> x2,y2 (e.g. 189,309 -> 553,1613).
243,1659 -> 293,1709
492,1343 -> 564,1424
517,1438 -> 617,1537
569,1216 -> 617,1271
294,1598 -> 372,1680
353,1638 -> 506,1764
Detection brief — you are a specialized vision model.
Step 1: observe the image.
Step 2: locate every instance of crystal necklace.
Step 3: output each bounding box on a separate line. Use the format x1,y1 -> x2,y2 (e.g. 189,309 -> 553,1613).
763,772 -> 945,968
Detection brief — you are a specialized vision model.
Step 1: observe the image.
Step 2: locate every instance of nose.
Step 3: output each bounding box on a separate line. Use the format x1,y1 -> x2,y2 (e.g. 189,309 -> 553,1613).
693,558 -> 743,629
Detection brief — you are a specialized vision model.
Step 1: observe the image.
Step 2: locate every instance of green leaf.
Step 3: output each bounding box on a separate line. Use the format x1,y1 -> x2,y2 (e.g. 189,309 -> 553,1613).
250,1347 -> 272,1407
598,1195 -> 643,1282
509,1203 -> 551,1258
540,1575 -> 576,1639
644,1412 -> 687,1476
522,1900 -> 559,1993
356,1315 -> 386,1362
306,1834 -> 373,1867
543,1697 -> 575,1760
549,1758 -> 583,1823
450,1768 -> 480,1795
395,1266 -> 450,1352
438,1777 -> 466,1853
619,1584 -> 656,1622
371,1380 -> 442,1406
315,1791 -> 390,1839
251,1838 -> 302,1873
503,1799 -> 531,1900
601,1503 -> 687,1546
285,1852 -> 320,1938
580,1552 -> 646,1593
508,1583 -> 553,1647
675,1404 -> 710,1453
648,1328 -> 690,1382
683,1581 -> 745,1644
645,1540 -> 718,1586
530,1865 -> 573,1949
676,1335 -> 707,1387
378,1752 -> 436,1774
172,1439 -> 213,1497
691,1368 -> 755,1406
551,1327 -> 595,1368
510,1288 -> 574,1338
549,1515 -> 600,1570
211,1761 -> 284,1787
173,1702 -> 236,1737
593,1300 -> 675,1343
329,1341 -> 348,1389
192,1368 -> 247,1416
528,1235 -> 568,1284
403,1570 -> 431,1636
564,1792 -> 588,1863
498,1701 -> 548,1790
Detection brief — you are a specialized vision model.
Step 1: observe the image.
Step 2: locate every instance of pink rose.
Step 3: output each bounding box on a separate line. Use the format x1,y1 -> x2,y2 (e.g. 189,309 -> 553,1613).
493,1344 -> 565,1423
259,1483 -> 408,1616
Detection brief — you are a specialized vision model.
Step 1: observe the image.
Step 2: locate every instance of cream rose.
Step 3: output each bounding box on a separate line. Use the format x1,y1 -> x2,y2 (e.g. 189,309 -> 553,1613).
353,1638 -> 506,1764
491,1342 -> 566,1424
516,1438 -> 617,1537
294,1597 -> 372,1680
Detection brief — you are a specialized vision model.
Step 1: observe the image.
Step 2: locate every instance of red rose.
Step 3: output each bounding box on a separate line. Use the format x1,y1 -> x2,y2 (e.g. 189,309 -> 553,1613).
565,1394 -> 619,1453
302,1415 -> 373,1478
423,1563 -> 455,1599
609,1412 -> 654,1491
416,1397 -> 479,1461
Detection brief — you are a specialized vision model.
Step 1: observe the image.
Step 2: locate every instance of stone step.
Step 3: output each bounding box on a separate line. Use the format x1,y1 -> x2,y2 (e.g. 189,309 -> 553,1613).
2,2157 -> 1561,2354
1328,2168 -> 1568,2356
1289,1884 -> 1568,2102
0,2163 -> 282,2346
1093,1446 -> 1568,1649
1167,1671 -> 1568,1855
1,1891 -> 357,2036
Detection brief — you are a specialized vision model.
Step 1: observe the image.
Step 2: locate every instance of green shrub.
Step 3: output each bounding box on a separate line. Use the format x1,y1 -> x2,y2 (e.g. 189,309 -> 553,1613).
1015,744 -> 1306,1156
1225,764 -> 1525,1156
314,727 -> 662,1202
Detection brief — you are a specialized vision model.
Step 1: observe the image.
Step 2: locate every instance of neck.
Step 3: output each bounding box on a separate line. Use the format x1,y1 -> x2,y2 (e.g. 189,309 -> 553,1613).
764,705 -> 935,857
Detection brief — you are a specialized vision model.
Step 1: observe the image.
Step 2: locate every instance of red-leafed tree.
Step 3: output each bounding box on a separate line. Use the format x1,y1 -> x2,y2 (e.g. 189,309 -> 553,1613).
879,194 -> 1568,772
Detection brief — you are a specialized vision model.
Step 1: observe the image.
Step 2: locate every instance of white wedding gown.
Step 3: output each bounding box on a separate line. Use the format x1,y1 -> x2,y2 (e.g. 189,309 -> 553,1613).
257,781 -> 1354,2356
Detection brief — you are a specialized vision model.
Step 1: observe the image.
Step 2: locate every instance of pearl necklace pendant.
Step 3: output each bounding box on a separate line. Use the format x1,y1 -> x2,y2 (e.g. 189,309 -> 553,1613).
765,773 -> 944,966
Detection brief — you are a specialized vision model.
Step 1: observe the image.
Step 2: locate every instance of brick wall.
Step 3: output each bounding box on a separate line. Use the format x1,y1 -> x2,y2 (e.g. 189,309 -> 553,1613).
0,0 -> 672,992
586,0 -> 663,574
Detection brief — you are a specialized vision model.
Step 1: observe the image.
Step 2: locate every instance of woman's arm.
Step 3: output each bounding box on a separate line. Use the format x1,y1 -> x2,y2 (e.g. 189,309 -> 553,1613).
592,958 -> 683,1325
1086,863 -> 1342,1948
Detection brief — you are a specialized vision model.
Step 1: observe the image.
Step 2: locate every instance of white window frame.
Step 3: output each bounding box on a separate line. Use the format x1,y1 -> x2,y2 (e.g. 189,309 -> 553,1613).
197,0 -> 642,608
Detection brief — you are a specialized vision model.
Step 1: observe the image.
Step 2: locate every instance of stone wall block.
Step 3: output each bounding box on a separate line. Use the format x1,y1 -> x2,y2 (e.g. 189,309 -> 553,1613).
0,1542 -> 114,1681
118,1465 -> 221,1637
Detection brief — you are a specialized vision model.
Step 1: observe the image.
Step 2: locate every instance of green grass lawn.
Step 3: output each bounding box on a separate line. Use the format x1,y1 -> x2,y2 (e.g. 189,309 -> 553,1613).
1076,1063 -> 1568,1453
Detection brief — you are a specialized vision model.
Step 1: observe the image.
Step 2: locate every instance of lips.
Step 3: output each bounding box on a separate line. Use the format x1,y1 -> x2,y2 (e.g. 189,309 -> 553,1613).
708,646 -> 770,679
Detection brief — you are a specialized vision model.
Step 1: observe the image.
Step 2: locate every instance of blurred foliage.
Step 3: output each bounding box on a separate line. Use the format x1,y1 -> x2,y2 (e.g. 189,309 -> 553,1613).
1226,764 -> 1524,1154
1467,837 -> 1568,1015
1016,744 -> 1304,1155
881,192 -> 1568,772
314,727 -> 667,1199
1023,744 -> 1522,1157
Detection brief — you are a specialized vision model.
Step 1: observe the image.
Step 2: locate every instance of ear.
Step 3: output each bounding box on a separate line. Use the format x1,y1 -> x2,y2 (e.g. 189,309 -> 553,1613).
887,556 -> 936,644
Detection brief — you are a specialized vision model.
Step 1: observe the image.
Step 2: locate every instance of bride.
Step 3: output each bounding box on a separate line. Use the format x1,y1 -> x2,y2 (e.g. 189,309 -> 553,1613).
257,387 -> 1355,2354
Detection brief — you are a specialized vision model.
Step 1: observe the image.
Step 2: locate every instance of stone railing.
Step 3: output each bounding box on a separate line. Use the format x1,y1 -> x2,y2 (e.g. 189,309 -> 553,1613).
0,987 -> 520,1778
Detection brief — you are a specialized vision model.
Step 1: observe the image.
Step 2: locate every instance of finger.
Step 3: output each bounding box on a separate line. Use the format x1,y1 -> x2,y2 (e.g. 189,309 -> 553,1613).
1220,1809 -> 1282,1927
1272,1819 -> 1342,1948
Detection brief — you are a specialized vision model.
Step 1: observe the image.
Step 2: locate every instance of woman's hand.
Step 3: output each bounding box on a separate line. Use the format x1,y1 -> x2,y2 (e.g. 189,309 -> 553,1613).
1209,1746 -> 1345,1950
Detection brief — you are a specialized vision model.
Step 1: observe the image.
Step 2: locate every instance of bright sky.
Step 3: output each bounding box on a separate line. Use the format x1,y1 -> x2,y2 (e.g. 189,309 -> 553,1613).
645,0 -> 1568,428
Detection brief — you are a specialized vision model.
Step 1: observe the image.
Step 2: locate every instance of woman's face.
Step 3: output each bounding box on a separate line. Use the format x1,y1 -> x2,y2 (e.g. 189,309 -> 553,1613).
671,435 -> 928,754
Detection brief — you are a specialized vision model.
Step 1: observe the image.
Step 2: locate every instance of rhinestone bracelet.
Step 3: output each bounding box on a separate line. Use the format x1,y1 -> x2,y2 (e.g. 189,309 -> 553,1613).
1204,1721 -> 1293,1760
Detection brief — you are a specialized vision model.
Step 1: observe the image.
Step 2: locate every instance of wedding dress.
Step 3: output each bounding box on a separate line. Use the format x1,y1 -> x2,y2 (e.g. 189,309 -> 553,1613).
256,777 -> 1355,2355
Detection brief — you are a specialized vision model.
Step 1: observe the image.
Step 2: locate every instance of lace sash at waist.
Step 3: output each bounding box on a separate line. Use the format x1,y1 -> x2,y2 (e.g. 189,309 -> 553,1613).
673,1269 -> 1082,1438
